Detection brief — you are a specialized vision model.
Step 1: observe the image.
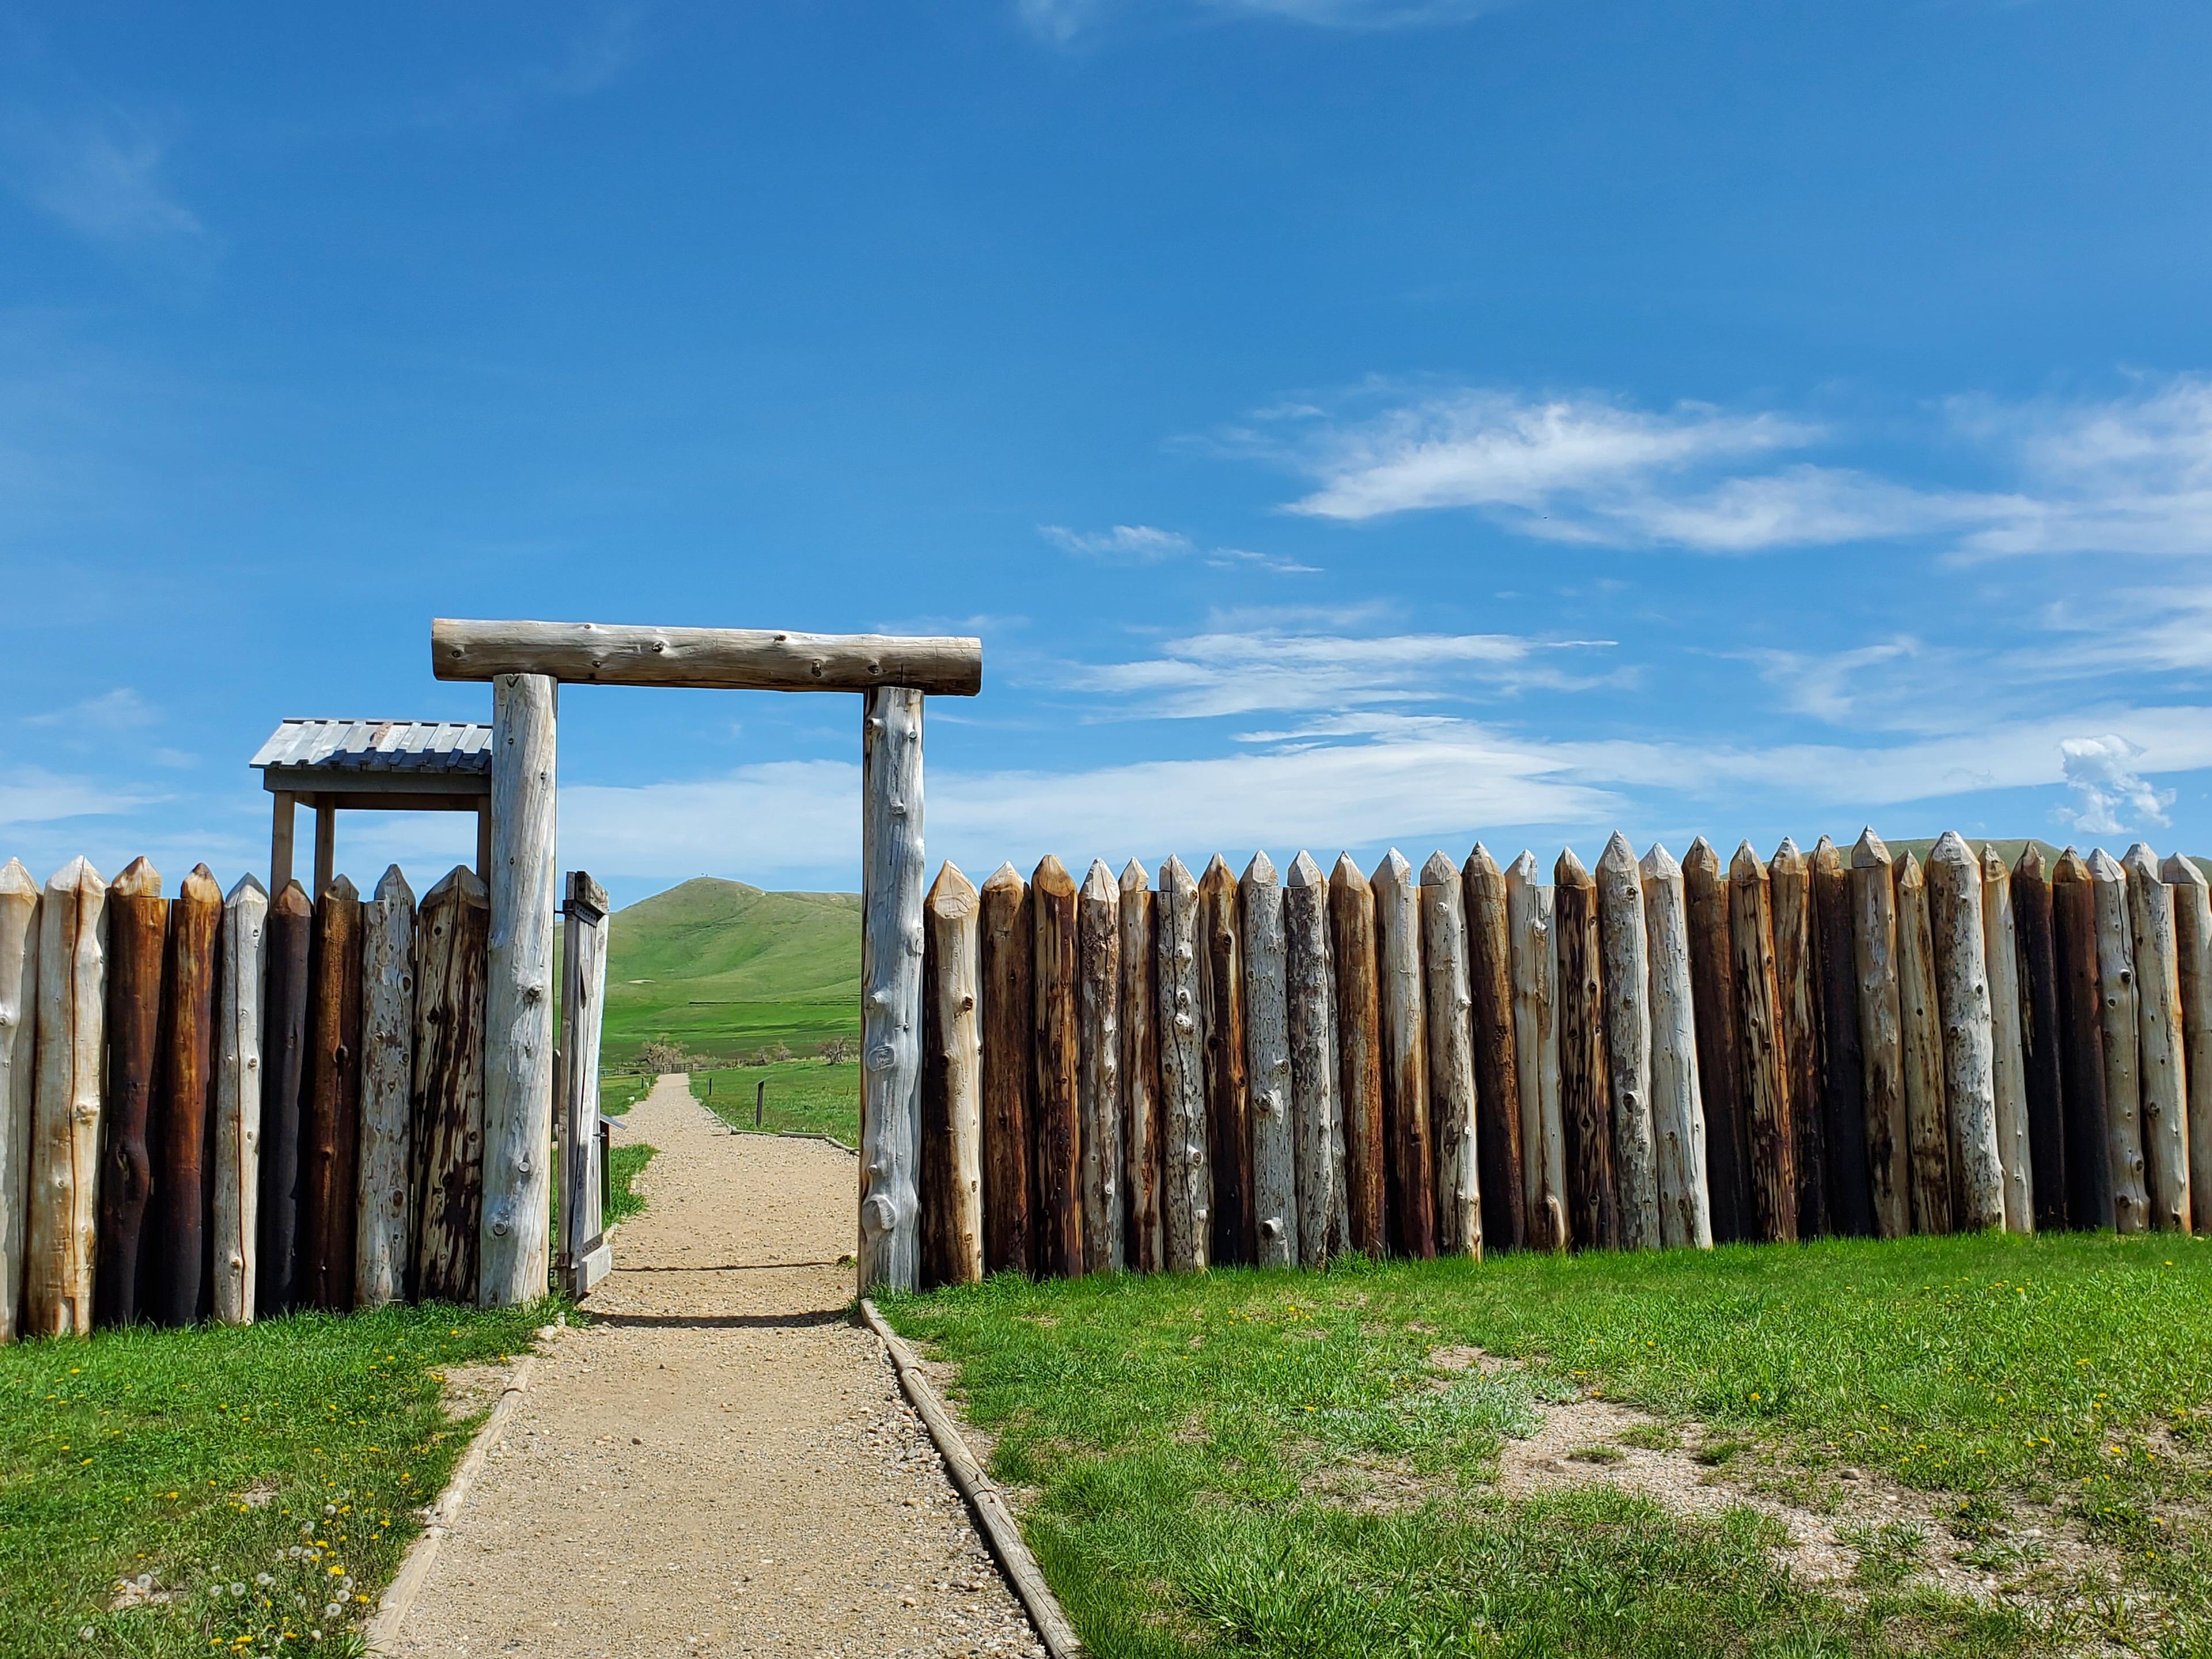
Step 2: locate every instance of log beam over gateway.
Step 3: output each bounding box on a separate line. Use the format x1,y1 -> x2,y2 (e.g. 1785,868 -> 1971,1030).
431,618 -> 984,697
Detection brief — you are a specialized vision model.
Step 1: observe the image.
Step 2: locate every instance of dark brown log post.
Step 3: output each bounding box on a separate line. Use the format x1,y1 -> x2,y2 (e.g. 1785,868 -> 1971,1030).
2051,849 -> 2112,1228
979,863 -> 1036,1275
300,874 -> 362,1312
257,880 -> 313,1316
1031,855 -> 1083,1279
96,857 -> 165,1326
1197,854 -> 1252,1266
1683,838 -> 1749,1241
2011,845 -> 2067,1230
411,866 -> 490,1304
1810,836 -> 1873,1235
1328,853 -> 1388,1256
1554,850 -> 1618,1249
1119,859 -> 1162,1273
1770,839 -> 1828,1237
1463,844 -> 1527,1251
153,864 -> 221,1325
1729,843 -> 1797,1243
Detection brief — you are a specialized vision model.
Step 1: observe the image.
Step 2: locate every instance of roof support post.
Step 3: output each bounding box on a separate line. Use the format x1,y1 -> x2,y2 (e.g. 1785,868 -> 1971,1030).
858,685 -> 926,1294
270,791 -> 296,896
312,799 -> 336,900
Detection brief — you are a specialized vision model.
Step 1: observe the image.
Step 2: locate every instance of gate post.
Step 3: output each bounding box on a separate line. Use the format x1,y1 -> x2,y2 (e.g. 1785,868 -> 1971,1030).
559,870 -> 613,1298
859,685 -> 925,1293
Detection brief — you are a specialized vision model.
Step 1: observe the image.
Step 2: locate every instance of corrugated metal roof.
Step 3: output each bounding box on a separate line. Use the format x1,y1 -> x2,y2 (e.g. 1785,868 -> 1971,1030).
250,718 -> 494,774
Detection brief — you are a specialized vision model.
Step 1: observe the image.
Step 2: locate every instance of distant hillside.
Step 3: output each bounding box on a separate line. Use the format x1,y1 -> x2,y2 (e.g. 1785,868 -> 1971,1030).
600,877 -> 859,1067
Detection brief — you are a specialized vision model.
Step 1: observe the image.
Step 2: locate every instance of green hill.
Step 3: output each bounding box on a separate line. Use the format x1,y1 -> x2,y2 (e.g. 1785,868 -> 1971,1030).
600,877 -> 859,1068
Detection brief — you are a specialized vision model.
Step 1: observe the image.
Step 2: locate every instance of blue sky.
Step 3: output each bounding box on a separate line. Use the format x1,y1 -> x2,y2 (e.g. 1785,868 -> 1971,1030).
5,1 -> 2212,906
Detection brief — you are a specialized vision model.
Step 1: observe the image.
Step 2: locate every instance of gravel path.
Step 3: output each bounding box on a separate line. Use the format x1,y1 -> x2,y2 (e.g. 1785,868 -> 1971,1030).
390,1075 -> 1043,1659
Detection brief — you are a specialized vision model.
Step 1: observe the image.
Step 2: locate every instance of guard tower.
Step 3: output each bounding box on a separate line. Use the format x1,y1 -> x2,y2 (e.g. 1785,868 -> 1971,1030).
249,717 -> 493,896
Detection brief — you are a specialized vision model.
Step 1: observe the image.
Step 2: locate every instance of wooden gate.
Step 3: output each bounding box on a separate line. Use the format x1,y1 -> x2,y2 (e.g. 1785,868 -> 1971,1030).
557,870 -> 613,1298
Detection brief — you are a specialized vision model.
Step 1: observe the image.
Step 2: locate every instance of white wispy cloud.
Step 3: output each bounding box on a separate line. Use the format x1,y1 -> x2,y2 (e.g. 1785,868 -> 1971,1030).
2055,734 -> 2173,836
0,766 -> 162,829
1040,522 -> 1316,573
22,687 -> 160,730
1,105 -> 206,248
1017,0 -> 1516,43
414,9 -> 646,129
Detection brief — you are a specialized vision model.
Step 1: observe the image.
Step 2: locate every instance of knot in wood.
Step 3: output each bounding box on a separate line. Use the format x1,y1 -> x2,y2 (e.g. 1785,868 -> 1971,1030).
867,1043 -> 898,1071
1259,1217 -> 1284,1240
861,1194 -> 898,1235
1173,1014 -> 1194,1034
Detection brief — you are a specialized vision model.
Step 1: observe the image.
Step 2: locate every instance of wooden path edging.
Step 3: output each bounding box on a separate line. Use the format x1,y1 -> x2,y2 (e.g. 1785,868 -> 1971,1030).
859,1297 -> 1083,1658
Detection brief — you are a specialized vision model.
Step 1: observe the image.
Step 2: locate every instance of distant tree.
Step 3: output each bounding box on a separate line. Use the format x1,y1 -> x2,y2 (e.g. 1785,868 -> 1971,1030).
638,1038 -> 690,1074
818,1036 -> 853,1063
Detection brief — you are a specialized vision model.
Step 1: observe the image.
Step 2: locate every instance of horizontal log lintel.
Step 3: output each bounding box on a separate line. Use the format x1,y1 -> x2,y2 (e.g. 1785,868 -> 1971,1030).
432,618 -> 984,696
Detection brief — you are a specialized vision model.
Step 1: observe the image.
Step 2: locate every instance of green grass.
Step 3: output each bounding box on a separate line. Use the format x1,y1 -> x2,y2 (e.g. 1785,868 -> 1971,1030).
690,1059 -> 861,1142
0,1300 -> 552,1659
606,1143 -> 654,1227
880,1230 -> 2212,1657
599,1074 -> 656,1116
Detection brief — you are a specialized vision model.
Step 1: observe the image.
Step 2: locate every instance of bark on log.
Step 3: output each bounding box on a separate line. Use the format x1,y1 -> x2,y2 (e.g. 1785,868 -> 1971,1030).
1978,844 -> 2035,1233
154,864 -> 222,1325
1895,851 -> 1954,1234
1850,832 -> 1912,1238
1927,833 -> 2004,1231
1555,850 -> 1618,1251
1241,854 -> 1297,1267
2122,844 -> 2191,1233
1119,860 -> 1162,1274
301,874 -> 362,1313
1770,839 -> 1827,1238
213,876 -> 266,1325
1728,843 -> 1797,1244
1155,856 -> 1210,1271
1639,844 -> 1711,1248
26,858 -> 105,1338
2088,848 -> 2148,1233
857,685 -> 926,1294
96,857 -> 164,1327
1684,838 -> 1749,1243
1285,852 -> 1340,1267
1420,851 -> 1482,1259
1373,850 -> 1435,1259
2051,850 -> 2113,1229
1595,835 -> 1660,1249
257,881 -> 312,1315
1031,855 -> 1084,1278
979,864 -> 1036,1275
355,866 -> 415,1309
1078,860 -> 1126,1273
432,617 -> 984,698
2013,847 -> 2068,1231
411,867 -> 489,1305
1810,837 -> 1873,1236
1506,851 -> 1567,1252
1328,854 -> 1387,1258
0,861 -> 37,1341
1198,855 -> 1251,1266
2163,853 -> 2212,1233
1462,844 -> 1527,1252
923,862 -> 984,1287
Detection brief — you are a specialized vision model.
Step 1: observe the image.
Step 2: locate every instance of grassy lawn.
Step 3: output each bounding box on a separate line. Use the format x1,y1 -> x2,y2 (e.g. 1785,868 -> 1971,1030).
600,1073 -> 657,1116
880,1230 -> 2212,1657
691,1058 -> 860,1142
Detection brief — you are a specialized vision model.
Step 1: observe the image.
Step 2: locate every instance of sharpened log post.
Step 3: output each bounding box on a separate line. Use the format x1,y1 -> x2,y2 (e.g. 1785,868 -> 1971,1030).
979,865 -> 1037,1274
1683,838 -> 1748,1243
411,868 -> 490,1304
1463,845 -> 1527,1252
1728,843 -> 1796,1244
213,876 -> 267,1325
1596,834 -> 1659,1249
27,858 -> 105,1338
1155,857 -> 1210,1271
1420,851 -> 1482,1259
1927,833 -> 2003,1232
1328,854 -> 1387,1258
1078,860 -> 1126,1273
1811,837 -> 1872,1236
155,864 -> 222,1325
923,863 -> 984,1287
1373,850 -> 1435,1259
2013,847 -> 2068,1231
257,881 -> 312,1315
1031,856 -> 1082,1279
482,671 -> 559,1305
1895,851 -> 1953,1234
302,874 -> 363,1313
1198,855 -> 1251,1266
97,857 -> 164,1328
1555,850 -> 1617,1251
1285,853 -> 1339,1267
2052,850 -> 2112,1228
1119,861 -> 1162,1273
1850,832 -> 1911,1237
0,861 -> 38,1342
357,865 -> 416,1309
2162,853 -> 2212,1233
1770,839 -> 1827,1238
1978,844 -> 2035,1233
2088,849 -> 2147,1233
1241,855 -> 1297,1267
2122,844 -> 2191,1232
1639,844 -> 1711,1248
1506,851 -> 1567,1252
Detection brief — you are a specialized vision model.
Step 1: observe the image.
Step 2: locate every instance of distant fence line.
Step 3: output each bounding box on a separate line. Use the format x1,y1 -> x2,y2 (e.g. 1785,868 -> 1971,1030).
906,831 -> 2209,1287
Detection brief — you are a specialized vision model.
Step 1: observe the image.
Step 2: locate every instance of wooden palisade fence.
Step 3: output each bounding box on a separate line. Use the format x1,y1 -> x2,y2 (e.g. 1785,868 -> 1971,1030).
911,832 -> 2209,1286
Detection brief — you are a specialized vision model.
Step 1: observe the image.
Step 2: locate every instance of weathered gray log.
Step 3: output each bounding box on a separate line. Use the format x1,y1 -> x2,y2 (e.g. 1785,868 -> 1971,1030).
1555,849 -> 1617,1250
1241,854 -> 1297,1267
1769,839 -> 1827,1238
2122,844 -> 2191,1233
1032,855 -> 1083,1278
153,864 -> 222,1326
1198,855 -> 1251,1265
97,857 -> 164,1327
978,864 -> 1036,1275
1119,860 -> 1162,1274
1594,834 -> 1659,1250
2088,848 -> 2147,1233
482,671 -> 558,1306
212,876 -> 267,1325
1638,844 -> 1711,1248
1728,843 -> 1796,1244
1978,844 -> 2034,1233
2012,847 -> 2067,1230
855,686 -> 928,1294
302,874 -> 363,1313
2163,853 -> 2212,1233
1077,860 -> 1125,1273
1927,832 -> 2004,1232
1420,851 -> 1482,1259
0,861 -> 38,1341
1285,852 -> 1339,1266
1506,851 -> 1567,1251
1684,838 -> 1749,1242
411,867 -> 489,1304
1328,854 -> 1387,1257
1894,851 -> 1953,1234
1461,844 -> 1527,1251
432,617 -> 984,698
923,862 -> 985,1287
355,865 -> 416,1309
1372,850 -> 1435,1258
1154,856 -> 1209,1271
555,871 -> 611,1301
2051,849 -> 2112,1228
26,857 -> 105,1337
258,881 -> 312,1315
1850,831 -> 1911,1237
1810,837 -> 1873,1236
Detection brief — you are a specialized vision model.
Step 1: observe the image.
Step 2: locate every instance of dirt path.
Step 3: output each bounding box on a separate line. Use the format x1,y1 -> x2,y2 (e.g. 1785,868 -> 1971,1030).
390,1075 -> 1042,1659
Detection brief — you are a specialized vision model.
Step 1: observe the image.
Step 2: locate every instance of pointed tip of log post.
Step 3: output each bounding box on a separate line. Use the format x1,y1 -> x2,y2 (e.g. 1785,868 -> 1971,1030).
1554,847 -> 1593,888
181,863 -> 223,905
1200,851 -> 1236,889
1929,831 -> 1976,874
2016,843 -> 2049,882
1371,847 -> 1414,893
225,870 -> 269,904
1810,833 -> 1842,872
1682,837 -> 1720,880
1119,857 -> 1150,894
1160,854 -> 1196,894
1286,850 -> 1325,889
1851,829 -> 1891,870
47,854 -> 106,895
1598,831 -> 1638,879
373,863 -> 416,908
1081,859 -> 1119,906
111,855 -> 162,897
422,863 -> 488,907
1033,854 -> 1076,898
982,860 -> 1027,897
2086,846 -> 2125,884
2052,846 -> 2090,885
1638,840 -> 1679,882
1504,849 -> 1540,886
2162,851 -> 2208,889
320,872 -> 359,904
1241,850 -> 1278,888
1770,836 -> 1804,874
1979,842 -> 2010,883
0,855 -> 33,897
1329,851 -> 1369,893
1465,841 -> 1501,881
1728,840 -> 1765,885
272,877 -> 313,918
1420,849 -> 1459,887
927,861 -> 979,916
2121,843 -> 2162,887
1895,849 -> 1926,894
